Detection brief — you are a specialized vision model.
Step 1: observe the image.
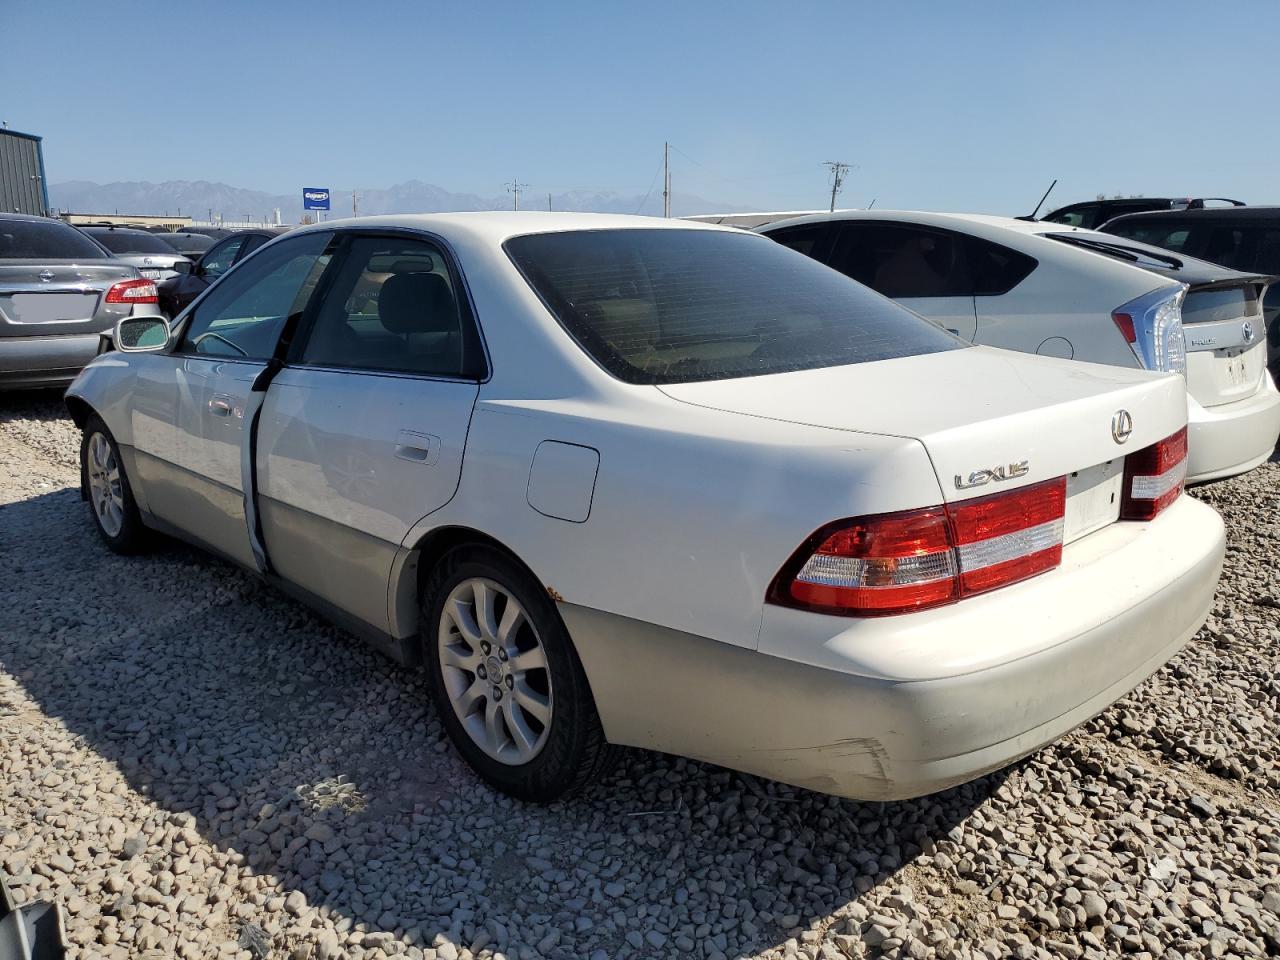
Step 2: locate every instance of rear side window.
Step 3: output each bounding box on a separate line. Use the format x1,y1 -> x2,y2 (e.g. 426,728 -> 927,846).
505,228 -> 965,385
827,223 -> 972,298
965,236 -> 1037,295
0,219 -> 108,259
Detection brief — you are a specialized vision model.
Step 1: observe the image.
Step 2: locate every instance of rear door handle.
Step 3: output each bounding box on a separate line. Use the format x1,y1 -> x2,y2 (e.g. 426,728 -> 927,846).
394,430 -> 441,465
208,396 -> 234,417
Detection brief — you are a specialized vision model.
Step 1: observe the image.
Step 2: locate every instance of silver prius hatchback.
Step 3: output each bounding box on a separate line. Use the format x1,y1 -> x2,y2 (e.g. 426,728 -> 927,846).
0,214 -> 160,389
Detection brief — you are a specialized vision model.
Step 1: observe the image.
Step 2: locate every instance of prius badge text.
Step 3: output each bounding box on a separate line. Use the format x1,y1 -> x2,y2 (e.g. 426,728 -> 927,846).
954,461 -> 1030,490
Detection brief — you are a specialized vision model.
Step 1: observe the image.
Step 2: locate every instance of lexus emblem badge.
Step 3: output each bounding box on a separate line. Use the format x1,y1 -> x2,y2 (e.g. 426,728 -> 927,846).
1111,409 -> 1133,445
1242,320 -> 1255,344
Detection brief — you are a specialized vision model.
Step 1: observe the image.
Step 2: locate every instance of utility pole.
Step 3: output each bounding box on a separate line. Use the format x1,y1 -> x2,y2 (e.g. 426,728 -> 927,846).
547,192 -> 552,212
506,178 -> 528,210
663,141 -> 671,218
823,161 -> 850,212
352,191 -> 360,217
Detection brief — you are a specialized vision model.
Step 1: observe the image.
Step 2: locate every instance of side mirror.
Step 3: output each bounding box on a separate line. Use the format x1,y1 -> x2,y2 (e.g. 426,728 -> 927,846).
170,259 -> 193,276
113,316 -> 171,353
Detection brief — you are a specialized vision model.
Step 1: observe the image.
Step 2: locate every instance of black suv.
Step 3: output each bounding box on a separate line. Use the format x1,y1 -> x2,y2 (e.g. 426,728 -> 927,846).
1100,206 -> 1280,368
1041,197 -> 1244,230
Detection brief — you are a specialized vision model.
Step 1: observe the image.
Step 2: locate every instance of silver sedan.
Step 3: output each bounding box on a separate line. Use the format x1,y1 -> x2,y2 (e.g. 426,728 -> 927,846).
0,214 -> 161,389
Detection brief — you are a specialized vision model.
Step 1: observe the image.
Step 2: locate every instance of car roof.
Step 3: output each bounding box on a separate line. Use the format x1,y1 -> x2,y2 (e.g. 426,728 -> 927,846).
286,211 -> 738,246
1105,206 -> 1280,224
758,209 -> 1264,285
82,225 -> 153,235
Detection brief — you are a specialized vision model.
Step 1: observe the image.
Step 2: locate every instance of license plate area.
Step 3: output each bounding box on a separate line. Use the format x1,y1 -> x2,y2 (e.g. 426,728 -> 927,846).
1064,459 -> 1123,544
1,292 -> 99,324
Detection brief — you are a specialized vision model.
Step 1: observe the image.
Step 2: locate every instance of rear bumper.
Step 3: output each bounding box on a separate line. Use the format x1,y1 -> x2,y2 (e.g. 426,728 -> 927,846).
0,335 -> 101,389
564,496 -> 1224,800
1186,374 -> 1280,483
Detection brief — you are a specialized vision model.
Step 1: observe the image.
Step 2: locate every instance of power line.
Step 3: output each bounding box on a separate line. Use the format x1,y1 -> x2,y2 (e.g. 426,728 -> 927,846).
823,161 -> 850,212
506,178 -> 529,210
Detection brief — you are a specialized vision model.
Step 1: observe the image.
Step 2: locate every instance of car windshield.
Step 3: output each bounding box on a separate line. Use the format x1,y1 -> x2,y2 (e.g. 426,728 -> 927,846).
89,230 -> 181,254
156,233 -> 214,254
505,228 -> 966,384
0,218 -> 109,259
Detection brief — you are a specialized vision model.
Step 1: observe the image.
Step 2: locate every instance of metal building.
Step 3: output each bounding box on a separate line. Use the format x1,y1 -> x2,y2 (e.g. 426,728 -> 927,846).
0,128 -> 50,216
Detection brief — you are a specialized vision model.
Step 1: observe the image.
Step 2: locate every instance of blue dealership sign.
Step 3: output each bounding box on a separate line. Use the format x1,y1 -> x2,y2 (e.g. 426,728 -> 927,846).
302,187 -> 331,211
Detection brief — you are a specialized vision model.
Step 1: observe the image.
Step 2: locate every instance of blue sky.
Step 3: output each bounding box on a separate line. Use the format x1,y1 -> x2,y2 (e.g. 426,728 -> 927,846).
4,0 -> 1276,214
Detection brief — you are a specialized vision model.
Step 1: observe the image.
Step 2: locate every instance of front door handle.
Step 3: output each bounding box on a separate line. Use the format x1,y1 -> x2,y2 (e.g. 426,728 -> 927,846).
209,396 -> 234,417
394,430 -> 441,465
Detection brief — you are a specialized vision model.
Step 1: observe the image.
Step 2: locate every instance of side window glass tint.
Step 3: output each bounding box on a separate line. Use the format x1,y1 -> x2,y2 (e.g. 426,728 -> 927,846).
1252,229 -> 1280,274
179,232 -> 333,359
298,235 -> 485,378
767,225 -> 831,259
202,237 -> 245,278
965,236 -> 1037,296
828,224 -> 973,298
1200,227 -> 1246,268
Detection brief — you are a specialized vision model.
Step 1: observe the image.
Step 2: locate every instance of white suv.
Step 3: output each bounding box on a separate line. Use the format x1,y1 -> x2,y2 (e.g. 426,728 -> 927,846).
760,211 -> 1280,483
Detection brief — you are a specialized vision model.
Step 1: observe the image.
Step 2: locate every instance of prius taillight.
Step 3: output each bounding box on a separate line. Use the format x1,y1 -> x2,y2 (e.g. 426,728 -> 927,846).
1120,426 -> 1187,521
768,478 -> 1067,617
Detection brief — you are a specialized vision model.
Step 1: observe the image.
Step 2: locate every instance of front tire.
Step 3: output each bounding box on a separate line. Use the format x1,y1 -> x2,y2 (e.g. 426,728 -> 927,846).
421,544 -> 614,801
80,415 -> 149,554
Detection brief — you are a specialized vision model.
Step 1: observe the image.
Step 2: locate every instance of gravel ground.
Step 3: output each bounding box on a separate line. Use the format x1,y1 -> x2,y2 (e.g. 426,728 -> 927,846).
1,389 -> 1278,960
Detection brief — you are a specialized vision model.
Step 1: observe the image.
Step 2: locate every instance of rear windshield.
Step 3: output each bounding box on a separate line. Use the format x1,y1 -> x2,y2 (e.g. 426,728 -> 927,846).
1184,286 -> 1258,324
88,230 -> 181,254
157,233 -> 214,254
0,218 -> 109,260
505,229 -> 965,384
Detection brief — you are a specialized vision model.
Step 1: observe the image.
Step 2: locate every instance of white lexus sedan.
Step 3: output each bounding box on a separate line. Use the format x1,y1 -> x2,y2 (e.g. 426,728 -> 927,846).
66,213 -> 1224,802
759,211 -> 1280,483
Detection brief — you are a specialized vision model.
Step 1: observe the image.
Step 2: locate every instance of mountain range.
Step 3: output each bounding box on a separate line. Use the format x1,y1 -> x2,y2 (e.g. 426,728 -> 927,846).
48,179 -> 746,222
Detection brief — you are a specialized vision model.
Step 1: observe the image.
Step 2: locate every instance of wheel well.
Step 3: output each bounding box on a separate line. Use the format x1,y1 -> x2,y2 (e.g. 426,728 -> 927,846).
395,526 -> 549,641
64,395 -> 92,430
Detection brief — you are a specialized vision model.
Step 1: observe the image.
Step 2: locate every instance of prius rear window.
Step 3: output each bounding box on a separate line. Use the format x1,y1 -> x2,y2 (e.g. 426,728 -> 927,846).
506,229 -> 965,384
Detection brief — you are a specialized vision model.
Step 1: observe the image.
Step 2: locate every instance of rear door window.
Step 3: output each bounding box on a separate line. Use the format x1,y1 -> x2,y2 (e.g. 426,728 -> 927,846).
293,234 -> 486,379
0,219 -> 109,259
827,222 -> 973,298
505,228 -> 964,385
1104,220 -> 1193,253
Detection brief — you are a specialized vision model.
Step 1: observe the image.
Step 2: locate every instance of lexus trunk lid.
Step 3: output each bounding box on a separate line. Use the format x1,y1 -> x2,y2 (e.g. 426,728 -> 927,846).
658,346 -> 1186,506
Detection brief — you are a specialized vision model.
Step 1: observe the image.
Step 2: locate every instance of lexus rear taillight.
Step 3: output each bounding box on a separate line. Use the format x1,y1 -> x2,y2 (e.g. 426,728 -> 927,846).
1120,426 -> 1187,521
769,478 -> 1067,617
105,278 -> 158,304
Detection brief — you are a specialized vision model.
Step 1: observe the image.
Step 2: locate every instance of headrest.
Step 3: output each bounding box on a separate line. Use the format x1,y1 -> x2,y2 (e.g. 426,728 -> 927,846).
379,272 -> 458,335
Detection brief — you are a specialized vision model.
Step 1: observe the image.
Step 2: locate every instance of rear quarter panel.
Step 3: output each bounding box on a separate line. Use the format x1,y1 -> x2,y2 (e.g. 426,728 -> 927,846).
972,235 -> 1172,368
404,390 -> 946,651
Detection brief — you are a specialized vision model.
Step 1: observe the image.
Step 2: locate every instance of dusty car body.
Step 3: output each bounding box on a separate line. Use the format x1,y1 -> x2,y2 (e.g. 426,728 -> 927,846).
66,213 -> 1223,802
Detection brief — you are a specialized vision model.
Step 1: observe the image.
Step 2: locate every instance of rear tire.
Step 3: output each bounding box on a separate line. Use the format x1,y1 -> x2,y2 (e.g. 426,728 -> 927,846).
80,415 -> 149,554
421,544 -> 614,801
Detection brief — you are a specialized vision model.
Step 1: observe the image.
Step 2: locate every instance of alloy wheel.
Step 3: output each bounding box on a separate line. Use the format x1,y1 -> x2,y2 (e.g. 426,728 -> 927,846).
437,577 -> 553,765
